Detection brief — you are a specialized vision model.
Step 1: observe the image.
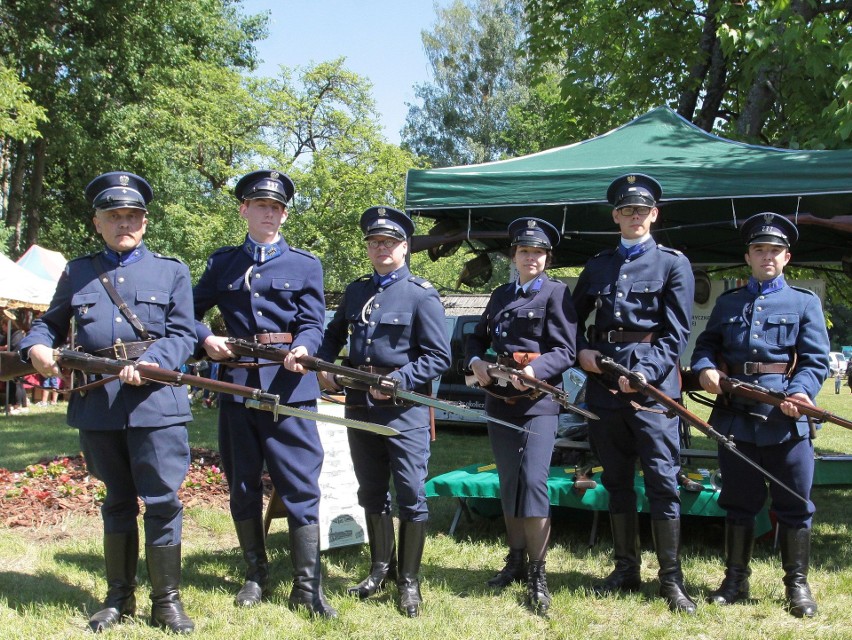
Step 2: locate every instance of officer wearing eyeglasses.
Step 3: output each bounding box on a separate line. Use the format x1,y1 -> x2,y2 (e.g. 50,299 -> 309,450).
573,174 -> 697,614
317,206 -> 451,618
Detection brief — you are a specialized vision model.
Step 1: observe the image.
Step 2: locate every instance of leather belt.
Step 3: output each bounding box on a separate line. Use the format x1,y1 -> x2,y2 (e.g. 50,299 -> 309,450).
589,327 -> 659,344
242,332 -> 293,345
93,340 -> 156,360
728,361 -> 789,375
358,365 -> 397,375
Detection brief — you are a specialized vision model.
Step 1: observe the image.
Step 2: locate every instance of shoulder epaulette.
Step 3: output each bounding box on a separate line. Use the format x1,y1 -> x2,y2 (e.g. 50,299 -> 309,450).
356,274 -> 372,282
408,276 -> 433,289
210,245 -> 240,257
719,286 -> 746,297
591,248 -> 617,259
657,245 -> 684,256
790,286 -> 818,297
152,253 -> 186,265
289,246 -> 320,261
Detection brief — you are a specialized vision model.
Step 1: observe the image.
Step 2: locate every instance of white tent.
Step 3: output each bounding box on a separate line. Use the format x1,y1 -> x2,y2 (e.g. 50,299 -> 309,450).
0,253 -> 59,311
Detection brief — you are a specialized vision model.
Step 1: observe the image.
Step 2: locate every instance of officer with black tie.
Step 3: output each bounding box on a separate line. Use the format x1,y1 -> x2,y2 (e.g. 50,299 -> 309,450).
21,172 -> 197,633
466,217 -> 577,616
317,206 -> 451,618
193,170 -> 336,618
573,174 -> 697,614
691,213 -> 830,617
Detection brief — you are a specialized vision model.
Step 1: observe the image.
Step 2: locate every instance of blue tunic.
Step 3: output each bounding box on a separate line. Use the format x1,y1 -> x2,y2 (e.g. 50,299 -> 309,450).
193,235 -> 326,525
465,275 -> 577,517
691,275 -> 829,526
573,240 -> 695,519
317,265 -> 451,521
20,242 -> 195,544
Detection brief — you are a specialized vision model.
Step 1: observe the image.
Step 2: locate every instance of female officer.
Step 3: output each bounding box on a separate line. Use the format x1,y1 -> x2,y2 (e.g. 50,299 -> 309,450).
465,217 -> 577,615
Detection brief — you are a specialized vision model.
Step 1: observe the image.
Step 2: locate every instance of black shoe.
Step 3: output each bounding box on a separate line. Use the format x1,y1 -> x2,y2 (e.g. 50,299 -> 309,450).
486,548 -> 526,591
525,560 -> 551,616
146,544 -> 195,634
707,521 -> 753,605
233,518 -> 269,607
348,512 -> 396,599
651,519 -> 697,615
780,525 -> 818,618
288,524 -> 338,619
594,512 -> 641,595
88,531 -> 138,632
397,520 -> 427,617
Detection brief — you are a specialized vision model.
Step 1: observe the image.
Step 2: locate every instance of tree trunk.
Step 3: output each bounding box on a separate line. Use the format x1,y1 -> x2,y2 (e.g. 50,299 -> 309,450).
6,140 -> 27,255
677,0 -> 723,124
26,136 -> 46,247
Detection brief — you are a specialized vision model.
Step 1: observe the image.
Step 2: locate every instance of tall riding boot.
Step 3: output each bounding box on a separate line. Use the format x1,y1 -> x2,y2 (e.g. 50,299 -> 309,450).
594,512 -> 641,594
397,520 -> 427,617
707,521 -> 754,605
287,524 -> 338,618
779,525 -> 818,618
88,531 -> 139,632
146,544 -> 195,634
526,560 -> 551,615
348,512 -> 396,599
234,518 -> 269,607
486,547 -> 527,590
651,519 -> 697,614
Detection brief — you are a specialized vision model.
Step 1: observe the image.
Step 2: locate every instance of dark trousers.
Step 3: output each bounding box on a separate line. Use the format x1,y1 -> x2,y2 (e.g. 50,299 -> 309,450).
347,424 -> 431,522
589,406 -> 681,519
219,400 -> 323,525
80,425 -> 190,546
718,437 -> 815,528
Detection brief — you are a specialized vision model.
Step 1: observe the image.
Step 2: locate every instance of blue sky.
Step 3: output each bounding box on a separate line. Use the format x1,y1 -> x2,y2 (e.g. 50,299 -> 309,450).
240,0 -> 451,144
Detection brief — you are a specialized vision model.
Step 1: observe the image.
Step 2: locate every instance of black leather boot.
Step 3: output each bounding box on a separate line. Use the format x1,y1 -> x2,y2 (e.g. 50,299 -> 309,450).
146,544 -> 195,634
525,560 -> 551,615
707,521 -> 754,605
651,519 -> 697,614
397,520 -> 427,617
287,524 -> 338,618
594,512 -> 641,595
234,518 -> 269,607
348,512 -> 396,599
486,547 -> 526,590
780,525 -> 818,618
88,531 -> 139,632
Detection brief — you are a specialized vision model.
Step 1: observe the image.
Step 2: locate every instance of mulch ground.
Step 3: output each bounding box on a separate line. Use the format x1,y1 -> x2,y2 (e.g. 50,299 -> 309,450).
0,448 -> 271,528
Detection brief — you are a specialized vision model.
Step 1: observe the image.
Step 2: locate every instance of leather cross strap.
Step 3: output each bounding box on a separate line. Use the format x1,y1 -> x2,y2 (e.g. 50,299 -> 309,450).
728,361 -> 790,375
93,256 -> 151,340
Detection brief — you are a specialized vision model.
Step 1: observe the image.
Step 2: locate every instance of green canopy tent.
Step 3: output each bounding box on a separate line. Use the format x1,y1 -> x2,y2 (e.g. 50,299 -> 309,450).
404,106 -> 852,269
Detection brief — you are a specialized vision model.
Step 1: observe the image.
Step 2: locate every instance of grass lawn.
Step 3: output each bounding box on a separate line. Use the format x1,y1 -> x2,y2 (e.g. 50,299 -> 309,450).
1,380 -> 851,639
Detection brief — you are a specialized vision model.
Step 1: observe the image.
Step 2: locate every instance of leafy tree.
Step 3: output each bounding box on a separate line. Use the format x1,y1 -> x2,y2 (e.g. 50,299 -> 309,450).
401,0 -> 529,166
524,0 -> 852,149
0,63 -> 46,142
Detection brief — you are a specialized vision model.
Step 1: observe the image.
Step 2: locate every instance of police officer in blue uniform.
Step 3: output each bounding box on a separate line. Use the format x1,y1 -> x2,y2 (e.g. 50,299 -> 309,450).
466,217 -> 577,615
22,172 -> 196,633
573,174 -> 697,613
691,213 -> 830,617
316,206 -> 451,618
193,170 -> 336,618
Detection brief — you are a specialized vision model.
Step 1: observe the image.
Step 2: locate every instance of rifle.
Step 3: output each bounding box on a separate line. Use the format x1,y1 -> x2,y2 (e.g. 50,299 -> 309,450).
19,349 -> 400,436
1,350 -> 37,381
719,377 -> 852,431
224,338 -> 531,434
465,363 -> 599,421
596,355 -> 809,506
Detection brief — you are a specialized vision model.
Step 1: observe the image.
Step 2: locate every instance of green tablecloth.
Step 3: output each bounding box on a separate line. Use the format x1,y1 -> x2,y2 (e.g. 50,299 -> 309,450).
426,463 -> 772,535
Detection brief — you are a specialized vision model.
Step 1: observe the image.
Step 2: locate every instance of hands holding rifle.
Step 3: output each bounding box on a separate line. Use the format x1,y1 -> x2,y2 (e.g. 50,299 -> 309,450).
697,366 -> 814,419
469,359 -> 534,391
579,348 -> 645,394
202,335 -> 310,373
27,343 -> 157,386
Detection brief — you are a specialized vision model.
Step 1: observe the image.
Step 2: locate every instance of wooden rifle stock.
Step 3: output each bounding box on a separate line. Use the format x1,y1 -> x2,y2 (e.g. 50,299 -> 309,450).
596,355 -> 810,506
719,377 -> 852,430
0,351 -> 37,381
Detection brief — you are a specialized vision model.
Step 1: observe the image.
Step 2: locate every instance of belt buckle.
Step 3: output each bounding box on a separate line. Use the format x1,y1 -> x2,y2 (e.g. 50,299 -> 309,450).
743,361 -> 759,375
606,330 -> 618,343
112,342 -> 128,360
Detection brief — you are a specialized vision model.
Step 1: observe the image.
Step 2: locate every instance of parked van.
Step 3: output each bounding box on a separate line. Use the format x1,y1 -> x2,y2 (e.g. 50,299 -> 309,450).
829,351 -> 847,375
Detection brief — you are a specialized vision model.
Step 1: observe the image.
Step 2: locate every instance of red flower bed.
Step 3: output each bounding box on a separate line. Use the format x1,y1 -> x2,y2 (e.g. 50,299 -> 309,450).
0,448 -> 268,528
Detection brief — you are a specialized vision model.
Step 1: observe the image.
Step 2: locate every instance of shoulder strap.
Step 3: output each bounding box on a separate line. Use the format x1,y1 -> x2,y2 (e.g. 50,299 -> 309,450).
92,255 -> 151,340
